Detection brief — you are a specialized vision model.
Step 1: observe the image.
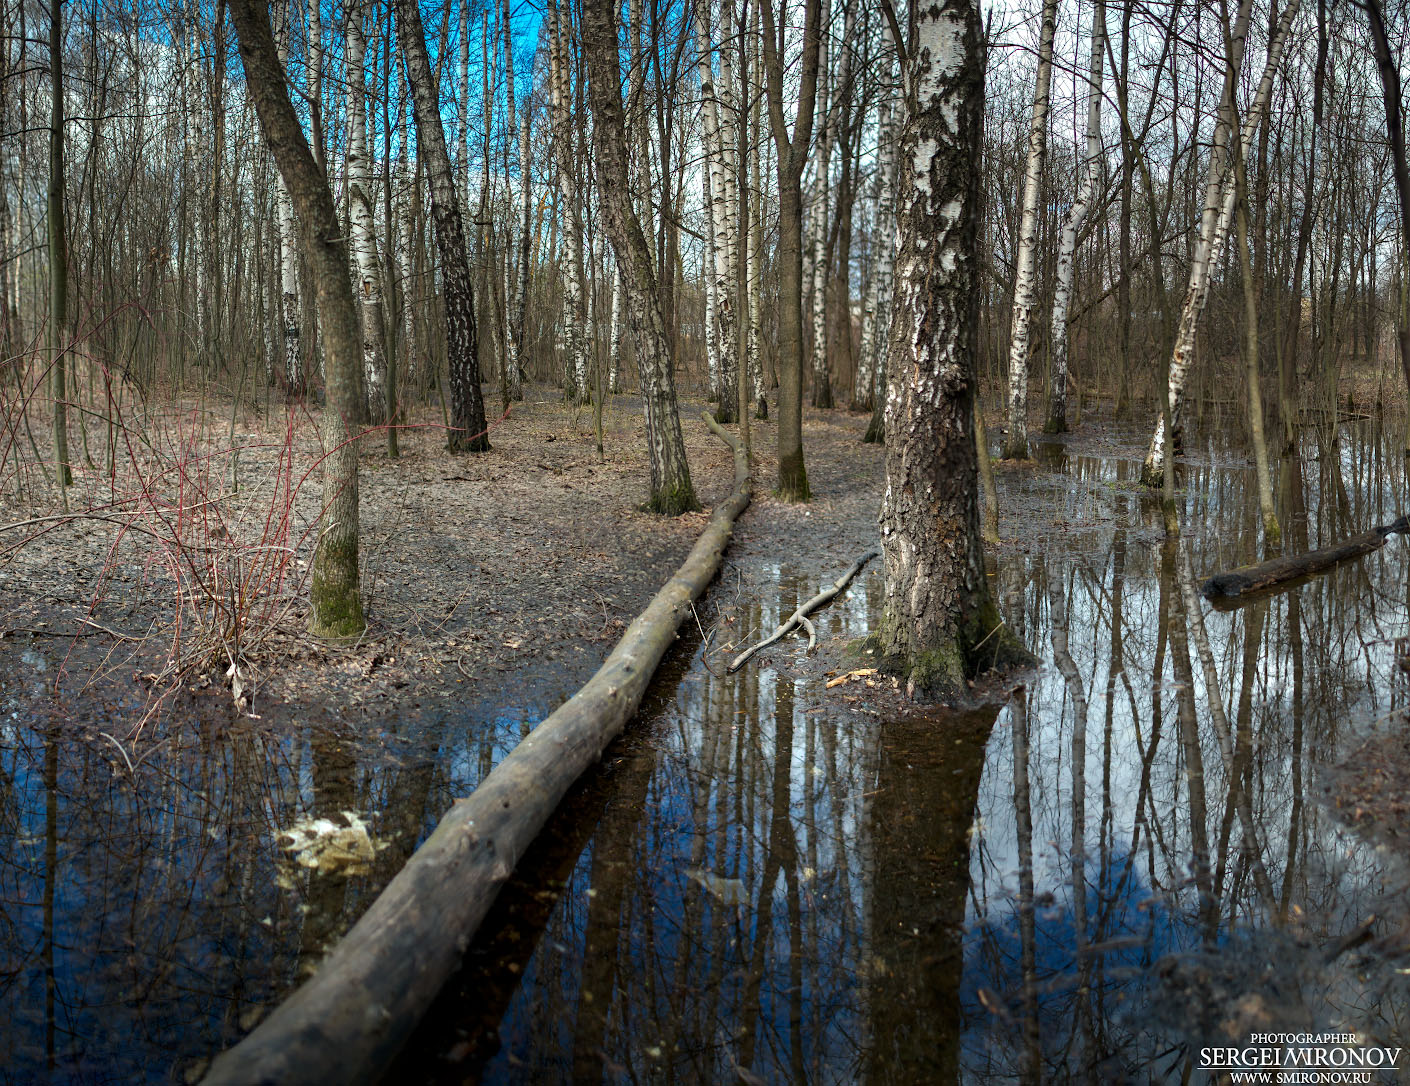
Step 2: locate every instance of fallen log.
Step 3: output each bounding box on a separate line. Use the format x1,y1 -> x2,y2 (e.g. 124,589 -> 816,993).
726,546 -> 881,673
1200,514 -> 1409,603
202,413 -> 750,1085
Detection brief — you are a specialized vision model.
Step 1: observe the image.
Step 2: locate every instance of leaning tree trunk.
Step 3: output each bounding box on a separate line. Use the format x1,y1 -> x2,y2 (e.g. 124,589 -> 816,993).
346,1 -> 389,426
229,0 -> 364,639
582,0 -> 697,515
1141,0 -> 1298,485
394,0 -> 490,453
875,0 -> 1029,698
1045,0 -> 1104,435
1001,0 -> 1057,460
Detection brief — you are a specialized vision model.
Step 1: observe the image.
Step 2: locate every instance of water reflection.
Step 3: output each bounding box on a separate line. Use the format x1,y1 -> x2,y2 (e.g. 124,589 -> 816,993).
5,421 -> 1410,1081
399,422 -> 1410,1083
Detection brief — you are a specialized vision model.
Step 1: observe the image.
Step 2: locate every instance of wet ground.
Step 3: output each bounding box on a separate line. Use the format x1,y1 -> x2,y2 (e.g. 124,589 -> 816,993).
5,411 -> 1410,1082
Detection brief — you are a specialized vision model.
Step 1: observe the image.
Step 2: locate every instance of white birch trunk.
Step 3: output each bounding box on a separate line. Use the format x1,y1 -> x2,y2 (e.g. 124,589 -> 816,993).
748,3 -> 766,416
609,265 -> 624,393
503,0 -> 524,401
1141,0 -> 1299,484
1045,0 -> 1105,435
1001,0 -> 1058,459
858,61 -> 900,412
459,0 -> 470,209
395,54 -> 419,390
346,0 -> 388,422
807,0 -> 834,407
275,5 -> 301,393
550,0 -> 587,402
695,1 -> 738,419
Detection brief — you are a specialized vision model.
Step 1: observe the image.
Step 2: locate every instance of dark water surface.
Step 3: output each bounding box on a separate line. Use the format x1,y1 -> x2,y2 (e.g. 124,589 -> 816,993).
4,419 -> 1410,1083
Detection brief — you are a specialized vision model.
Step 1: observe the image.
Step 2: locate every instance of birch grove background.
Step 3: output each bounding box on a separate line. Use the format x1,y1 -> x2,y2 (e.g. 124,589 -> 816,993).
1,0 -> 1408,508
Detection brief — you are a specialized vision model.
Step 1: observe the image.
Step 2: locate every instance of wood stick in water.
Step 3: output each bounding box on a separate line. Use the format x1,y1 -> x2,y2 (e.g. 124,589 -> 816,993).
727,547 -> 881,673
1200,514 -> 1409,602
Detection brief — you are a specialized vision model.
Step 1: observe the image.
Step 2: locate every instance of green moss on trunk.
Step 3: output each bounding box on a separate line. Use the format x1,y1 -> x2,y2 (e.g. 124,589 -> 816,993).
309,536 -> 365,639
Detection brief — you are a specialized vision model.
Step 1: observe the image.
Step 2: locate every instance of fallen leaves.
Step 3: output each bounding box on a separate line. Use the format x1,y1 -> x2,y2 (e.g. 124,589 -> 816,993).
825,667 -> 878,690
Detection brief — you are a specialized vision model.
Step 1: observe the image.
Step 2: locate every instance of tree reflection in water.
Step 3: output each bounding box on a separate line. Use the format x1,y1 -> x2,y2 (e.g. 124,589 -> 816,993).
5,424 -> 1410,1081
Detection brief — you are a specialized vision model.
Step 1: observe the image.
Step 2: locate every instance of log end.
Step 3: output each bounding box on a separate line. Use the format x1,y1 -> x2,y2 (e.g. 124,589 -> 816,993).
1200,571 -> 1252,600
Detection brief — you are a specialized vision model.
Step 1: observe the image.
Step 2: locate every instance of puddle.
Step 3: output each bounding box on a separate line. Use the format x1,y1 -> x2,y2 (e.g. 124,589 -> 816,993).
2,419 -> 1410,1082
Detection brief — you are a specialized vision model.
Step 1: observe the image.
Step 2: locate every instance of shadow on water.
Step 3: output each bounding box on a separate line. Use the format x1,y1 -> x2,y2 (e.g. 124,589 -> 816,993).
5,417 -> 1410,1081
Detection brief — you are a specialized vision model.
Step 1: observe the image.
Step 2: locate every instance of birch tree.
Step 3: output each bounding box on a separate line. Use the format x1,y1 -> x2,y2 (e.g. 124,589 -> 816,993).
274,2 -> 304,396
1141,0 -> 1300,485
346,0 -> 389,425
1001,0 -> 1058,460
1044,0 -> 1104,435
395,0 -> 491,453
875,0 -> 1028,697
549,0 -> 589,404
695,0 -> 738,423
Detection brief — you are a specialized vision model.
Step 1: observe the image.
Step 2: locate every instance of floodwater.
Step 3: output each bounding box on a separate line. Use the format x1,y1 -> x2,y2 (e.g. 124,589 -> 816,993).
5,418 -> 1410,1083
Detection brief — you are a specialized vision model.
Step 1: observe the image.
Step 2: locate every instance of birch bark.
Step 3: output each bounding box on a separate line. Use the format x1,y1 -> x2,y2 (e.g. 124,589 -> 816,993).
1141,0 -> 1298,485
1044,0 -> 1104,435
395,0 -> 491,452
581,0 -> 698,514
1001,0 -> 1058,460
346,0 -> 389,425
876,0 -> 1028,697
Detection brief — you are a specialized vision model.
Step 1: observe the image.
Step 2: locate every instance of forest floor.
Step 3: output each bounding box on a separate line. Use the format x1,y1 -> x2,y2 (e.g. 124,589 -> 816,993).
4,382 -> 1410,863
0,384 -> 883,735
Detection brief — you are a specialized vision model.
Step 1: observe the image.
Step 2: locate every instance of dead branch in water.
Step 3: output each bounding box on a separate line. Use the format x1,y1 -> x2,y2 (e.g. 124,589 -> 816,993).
727,546 -> 881,673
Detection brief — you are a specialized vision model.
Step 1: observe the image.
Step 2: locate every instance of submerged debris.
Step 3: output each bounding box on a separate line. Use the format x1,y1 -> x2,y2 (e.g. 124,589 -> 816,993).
277,811 -> 379,875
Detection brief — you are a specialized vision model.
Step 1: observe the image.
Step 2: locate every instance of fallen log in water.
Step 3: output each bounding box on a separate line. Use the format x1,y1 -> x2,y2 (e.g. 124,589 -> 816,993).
1200,514 -> 1409,603
202,413 -> 750,1085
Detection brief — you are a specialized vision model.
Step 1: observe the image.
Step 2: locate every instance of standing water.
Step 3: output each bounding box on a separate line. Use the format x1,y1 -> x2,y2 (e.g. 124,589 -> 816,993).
3,418 -> 1410,1082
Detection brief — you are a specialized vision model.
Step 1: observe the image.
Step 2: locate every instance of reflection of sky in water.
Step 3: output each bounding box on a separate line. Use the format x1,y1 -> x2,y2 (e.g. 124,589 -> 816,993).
4,421 -> 1410,1082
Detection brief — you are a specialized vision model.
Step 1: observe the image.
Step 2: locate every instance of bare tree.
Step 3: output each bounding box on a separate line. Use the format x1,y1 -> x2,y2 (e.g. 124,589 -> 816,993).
228,0 -> 365,638
394,0 -> 491,453
760,0 -> 824,501
875,0 -> 1028,696
582,0 -> 698,514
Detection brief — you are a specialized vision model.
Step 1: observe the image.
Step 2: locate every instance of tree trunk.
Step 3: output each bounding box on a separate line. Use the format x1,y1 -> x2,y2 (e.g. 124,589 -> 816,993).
875,0 -> 1030,698
1001,0 -> 1057,460
1141,0 -> 1299,485
395,0 -> 490,453
346,1 -> 389,426
582,0 -> 698,515
1044,0 -> 1104,435
760,0 -> 823,501
228,0 -> 364,638
48,0 -> 71,490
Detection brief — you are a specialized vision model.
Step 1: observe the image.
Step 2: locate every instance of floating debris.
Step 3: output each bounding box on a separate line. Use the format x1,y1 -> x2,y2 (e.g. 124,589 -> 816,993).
277,811 -> 379,875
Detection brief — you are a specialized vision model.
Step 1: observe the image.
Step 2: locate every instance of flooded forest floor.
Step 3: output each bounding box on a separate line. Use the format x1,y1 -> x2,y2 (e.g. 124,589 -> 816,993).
4,387 -> 1410,1081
